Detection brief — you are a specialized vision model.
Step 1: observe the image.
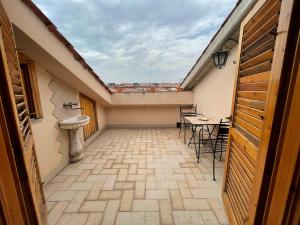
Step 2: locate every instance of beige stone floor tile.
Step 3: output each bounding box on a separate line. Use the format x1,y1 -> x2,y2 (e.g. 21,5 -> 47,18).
201,210 -> 220,225
114,181 -> 135,190
159,199 -> 174,225
120,190 -> 134,211
47,201 -> 56,213
132,200 -> 159,211
170,190 -> 184,210
46,129 -> 227,225
146,190 -> 170,199
48,190 -> 77,202
69,182 -> 93,191
208,199 -> 229,225
65,191 -> 88,213
48,201 -> 69,225
56,213 -> 88,225
191,189 -> 221,199
173,211 -> 205,225
115,212 -> 145,225
86,182 -> 104,200
80,201 -> 107,212
135,181 -> 146,199
85,213 -> 103,225
99,190 -> 122,200
183,199 -> 211,210
101,200 -> 120,225
146,212 -> 160,225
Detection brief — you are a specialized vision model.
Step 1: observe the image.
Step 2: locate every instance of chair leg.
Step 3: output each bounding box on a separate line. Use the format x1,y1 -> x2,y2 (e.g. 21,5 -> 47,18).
220,141 -> 223,161
179,118 -> 182,137
197,128 -> 202,163
213,143 -> 216,181
179,124 -> 181,137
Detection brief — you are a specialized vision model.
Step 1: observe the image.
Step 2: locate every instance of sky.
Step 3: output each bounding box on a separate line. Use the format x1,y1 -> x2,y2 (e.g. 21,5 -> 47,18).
33,0 -> 236,84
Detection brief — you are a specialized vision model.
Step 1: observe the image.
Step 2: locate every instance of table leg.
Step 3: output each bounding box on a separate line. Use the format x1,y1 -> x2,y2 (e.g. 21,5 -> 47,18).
184,120 -> 186,144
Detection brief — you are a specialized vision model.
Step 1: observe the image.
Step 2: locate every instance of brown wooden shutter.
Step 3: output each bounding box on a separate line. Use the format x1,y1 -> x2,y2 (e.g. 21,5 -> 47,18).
79,94 -> 98,140
0,2 -> 46,225
222,0 -> 295,224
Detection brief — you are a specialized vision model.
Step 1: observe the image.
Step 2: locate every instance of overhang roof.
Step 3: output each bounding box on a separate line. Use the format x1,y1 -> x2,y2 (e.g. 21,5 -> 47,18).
20,0 -> 112,94
180,0 -> 257,90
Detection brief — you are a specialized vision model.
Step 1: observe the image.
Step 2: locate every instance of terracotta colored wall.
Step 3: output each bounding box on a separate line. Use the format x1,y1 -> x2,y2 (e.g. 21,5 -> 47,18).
106,106 -> 180,128
107,92 -> 194,127
193,45 -> 238,119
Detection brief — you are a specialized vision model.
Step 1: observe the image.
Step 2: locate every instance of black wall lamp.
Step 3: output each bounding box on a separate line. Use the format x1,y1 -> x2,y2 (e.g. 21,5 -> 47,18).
212,38 -> 238,69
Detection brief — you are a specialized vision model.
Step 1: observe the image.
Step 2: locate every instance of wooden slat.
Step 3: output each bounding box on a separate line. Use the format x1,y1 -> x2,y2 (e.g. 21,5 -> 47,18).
236,110 -> 263,129
13,84 -> 23,93
227,167 -> 249,214
240,50 -> 273,71
241,37 -> 275,63
235,123 -> 260,147
230,128 -> 258,162
226,179 -> 245,225
239,61 -> 272,77
237,98 -> 265,111
235,116 -> 262,138
16,101 -> 25,110
239,71 -> 270,84
236,104 -> 264,120
231,147 -> 254,185
243,13 -> 279,48
232,140 -> 255,174
243,0 -> 278,32
243,0 -> 281,40
242,26 -> 277,57
238,81 -> 268,91
227,174 -> 248,219
237,91 -> 267,101
226,178 -> 245,225
228,160 -> 251,205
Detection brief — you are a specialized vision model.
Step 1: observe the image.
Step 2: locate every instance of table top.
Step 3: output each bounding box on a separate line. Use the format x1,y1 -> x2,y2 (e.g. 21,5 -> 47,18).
183,116 -> 222,125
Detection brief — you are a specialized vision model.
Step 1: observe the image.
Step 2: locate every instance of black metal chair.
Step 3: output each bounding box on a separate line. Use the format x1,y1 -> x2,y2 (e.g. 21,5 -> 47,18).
178,105 -> 197,137
197,119 -> 229,180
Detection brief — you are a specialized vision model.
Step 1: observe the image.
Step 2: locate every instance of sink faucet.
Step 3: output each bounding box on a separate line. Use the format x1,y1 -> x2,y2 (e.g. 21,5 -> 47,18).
63,102 -> 83,110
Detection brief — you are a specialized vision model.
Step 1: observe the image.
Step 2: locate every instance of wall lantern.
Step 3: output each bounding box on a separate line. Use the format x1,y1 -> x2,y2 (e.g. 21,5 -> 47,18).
212,50 -> 229,69
212,38 -> 238,69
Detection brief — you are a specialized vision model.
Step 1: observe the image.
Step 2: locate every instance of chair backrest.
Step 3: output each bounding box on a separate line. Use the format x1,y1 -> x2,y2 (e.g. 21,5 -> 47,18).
217,119 -> 230,139
180,105 -> 197,117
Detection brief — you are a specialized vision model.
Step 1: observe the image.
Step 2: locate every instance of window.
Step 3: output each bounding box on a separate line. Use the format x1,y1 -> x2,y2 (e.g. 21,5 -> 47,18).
18,53 -> 43,119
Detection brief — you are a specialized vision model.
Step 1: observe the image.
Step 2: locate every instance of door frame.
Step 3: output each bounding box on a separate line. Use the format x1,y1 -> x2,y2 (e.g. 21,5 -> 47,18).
261,2 -> 300,222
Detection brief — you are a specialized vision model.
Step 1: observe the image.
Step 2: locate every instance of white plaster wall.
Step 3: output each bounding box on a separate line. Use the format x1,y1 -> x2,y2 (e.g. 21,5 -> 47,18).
96,102 -> 107,132
31,66 -> 82,183
31,64 -> 107,184
193,45 -> 238,119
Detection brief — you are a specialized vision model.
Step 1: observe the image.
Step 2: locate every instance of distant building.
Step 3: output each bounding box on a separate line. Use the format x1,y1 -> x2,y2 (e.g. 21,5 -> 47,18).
107,83 -> 183,93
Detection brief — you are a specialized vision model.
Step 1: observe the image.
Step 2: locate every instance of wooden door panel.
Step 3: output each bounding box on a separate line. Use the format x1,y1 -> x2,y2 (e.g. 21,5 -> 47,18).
79,94 -> 98,140
222,0 -> 295,224
0,2 -> 46,224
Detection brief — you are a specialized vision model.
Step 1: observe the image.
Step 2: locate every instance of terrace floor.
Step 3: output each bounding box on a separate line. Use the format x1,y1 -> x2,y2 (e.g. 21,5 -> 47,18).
45,128 -> 228,225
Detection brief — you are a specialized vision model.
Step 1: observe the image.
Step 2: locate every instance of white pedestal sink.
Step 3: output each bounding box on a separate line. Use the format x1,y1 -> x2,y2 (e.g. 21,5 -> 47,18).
59,115 -> 90,162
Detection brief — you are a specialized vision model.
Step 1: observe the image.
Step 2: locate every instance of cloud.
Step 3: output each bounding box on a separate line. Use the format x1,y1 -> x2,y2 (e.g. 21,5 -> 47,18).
33,0 -> 236,83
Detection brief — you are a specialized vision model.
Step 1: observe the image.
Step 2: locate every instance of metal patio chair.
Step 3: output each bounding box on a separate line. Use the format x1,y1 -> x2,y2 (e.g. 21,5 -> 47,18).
197,119 -> 229,180
178,105 -> 198,138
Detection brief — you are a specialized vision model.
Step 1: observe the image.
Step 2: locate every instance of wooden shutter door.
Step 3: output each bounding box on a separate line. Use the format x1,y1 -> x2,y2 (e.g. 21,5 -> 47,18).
79,94 -> 98,140
0,2 -> 46,225
222,0 -> 295,224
